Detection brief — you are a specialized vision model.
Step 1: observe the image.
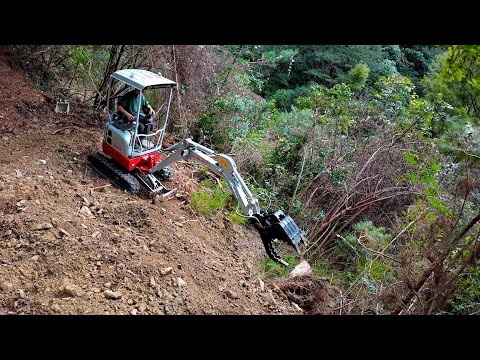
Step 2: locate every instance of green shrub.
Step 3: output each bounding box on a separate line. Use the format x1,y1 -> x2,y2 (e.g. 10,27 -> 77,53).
254,254 -> 299,278
348,62 -> 370,92
191,179 -> 231,217
311,257 -> 352,287
196,165 -> 210,179
352,221 -> 392,249
448,266 -> 480,314
271,88 -> 296,111
227,211 -> 248,224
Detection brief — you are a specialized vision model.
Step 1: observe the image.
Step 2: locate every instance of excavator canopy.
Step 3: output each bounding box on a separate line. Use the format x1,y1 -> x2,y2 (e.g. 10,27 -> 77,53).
112,69 -> 176,90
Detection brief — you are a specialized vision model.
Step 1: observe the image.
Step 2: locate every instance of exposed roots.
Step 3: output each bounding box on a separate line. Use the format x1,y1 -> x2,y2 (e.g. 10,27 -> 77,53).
275,275 -> 341,314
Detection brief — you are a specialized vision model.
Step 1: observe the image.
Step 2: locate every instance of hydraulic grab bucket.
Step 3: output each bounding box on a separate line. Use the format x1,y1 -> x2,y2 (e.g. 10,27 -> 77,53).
251,210 -> 308,266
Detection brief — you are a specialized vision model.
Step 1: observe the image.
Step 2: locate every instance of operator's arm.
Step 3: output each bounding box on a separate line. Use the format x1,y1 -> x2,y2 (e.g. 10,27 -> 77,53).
117,104 -> 134,121
146,104 -> 155,116
142,95 -> 155,116
117,93 -> 135,121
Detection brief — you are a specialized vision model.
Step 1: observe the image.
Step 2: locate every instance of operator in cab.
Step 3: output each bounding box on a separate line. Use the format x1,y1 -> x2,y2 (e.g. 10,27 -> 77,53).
117,88 -> 156,134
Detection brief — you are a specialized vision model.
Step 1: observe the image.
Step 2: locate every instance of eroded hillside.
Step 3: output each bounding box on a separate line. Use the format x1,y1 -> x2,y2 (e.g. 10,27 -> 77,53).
0,54 -> 342,315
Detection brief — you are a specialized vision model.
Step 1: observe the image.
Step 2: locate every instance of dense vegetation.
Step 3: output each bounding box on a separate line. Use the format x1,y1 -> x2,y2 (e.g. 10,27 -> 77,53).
2,44 -> 479,315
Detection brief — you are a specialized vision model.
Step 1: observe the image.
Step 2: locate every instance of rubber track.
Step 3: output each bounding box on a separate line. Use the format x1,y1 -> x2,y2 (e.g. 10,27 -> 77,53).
88,152 -> 140,193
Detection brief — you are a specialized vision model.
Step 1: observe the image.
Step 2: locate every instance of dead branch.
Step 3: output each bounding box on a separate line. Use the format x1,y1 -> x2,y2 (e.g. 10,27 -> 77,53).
354,234 -> 401,263
89,184 -> 112,191
171,45 -> 185,137
52,126 -> 78,134
391,212 -> 480,315
289,142 -> 310,212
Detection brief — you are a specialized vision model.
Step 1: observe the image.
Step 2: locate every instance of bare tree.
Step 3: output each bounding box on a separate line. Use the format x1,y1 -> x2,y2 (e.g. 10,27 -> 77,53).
93,45 -> 125,108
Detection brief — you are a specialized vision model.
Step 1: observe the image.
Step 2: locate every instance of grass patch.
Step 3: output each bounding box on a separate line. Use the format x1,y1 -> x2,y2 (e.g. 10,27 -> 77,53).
254,254 -> 300,279
191,179 -> 230,217
227,210 -> 248,224
311,257 -> 352,288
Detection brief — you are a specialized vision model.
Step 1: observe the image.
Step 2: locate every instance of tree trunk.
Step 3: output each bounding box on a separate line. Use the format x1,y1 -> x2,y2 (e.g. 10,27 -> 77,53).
93,45 -> 125,108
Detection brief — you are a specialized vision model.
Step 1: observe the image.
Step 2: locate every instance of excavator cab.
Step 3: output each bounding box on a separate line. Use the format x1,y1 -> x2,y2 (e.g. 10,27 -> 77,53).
104,69 -> 176,158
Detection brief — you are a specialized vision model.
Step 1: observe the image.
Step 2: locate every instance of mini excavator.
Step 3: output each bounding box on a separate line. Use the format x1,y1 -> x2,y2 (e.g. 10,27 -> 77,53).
88,69 -> 307,265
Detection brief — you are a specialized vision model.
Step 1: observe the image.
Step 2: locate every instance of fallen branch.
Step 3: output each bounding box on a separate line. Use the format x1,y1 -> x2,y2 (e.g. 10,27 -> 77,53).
354,234 -> 401,263
455,148 -> 480,160
333,299 -> 357,312
380,210 -> 426,254
89,184 -> 112,191
52,126 -> 78,134
288,143 -> 309,213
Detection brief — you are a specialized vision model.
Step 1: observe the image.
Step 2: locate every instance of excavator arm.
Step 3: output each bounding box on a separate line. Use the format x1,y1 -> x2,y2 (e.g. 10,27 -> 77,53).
150,138 -> 307,265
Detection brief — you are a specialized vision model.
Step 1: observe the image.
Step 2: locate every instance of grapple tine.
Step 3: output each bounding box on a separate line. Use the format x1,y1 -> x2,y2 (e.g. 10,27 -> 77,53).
294,243 -> 300,254
258,230 -> 290,266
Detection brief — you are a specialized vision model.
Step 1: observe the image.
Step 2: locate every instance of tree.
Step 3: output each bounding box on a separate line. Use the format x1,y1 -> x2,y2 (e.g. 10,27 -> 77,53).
347,62 -> 369,92
424,45 -> 480,118
93,45 -> 125,108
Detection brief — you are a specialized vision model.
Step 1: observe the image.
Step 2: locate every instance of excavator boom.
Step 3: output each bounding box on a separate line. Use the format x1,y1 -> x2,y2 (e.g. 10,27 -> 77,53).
150,138 -> 308,265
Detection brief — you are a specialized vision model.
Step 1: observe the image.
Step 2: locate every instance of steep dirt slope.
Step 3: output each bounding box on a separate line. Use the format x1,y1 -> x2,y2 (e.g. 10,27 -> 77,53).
0,55 -> 296,315
0,55 -> 340,315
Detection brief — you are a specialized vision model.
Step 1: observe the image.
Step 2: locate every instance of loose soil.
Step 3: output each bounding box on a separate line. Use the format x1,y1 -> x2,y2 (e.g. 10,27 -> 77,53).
0,54 -> 338,315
